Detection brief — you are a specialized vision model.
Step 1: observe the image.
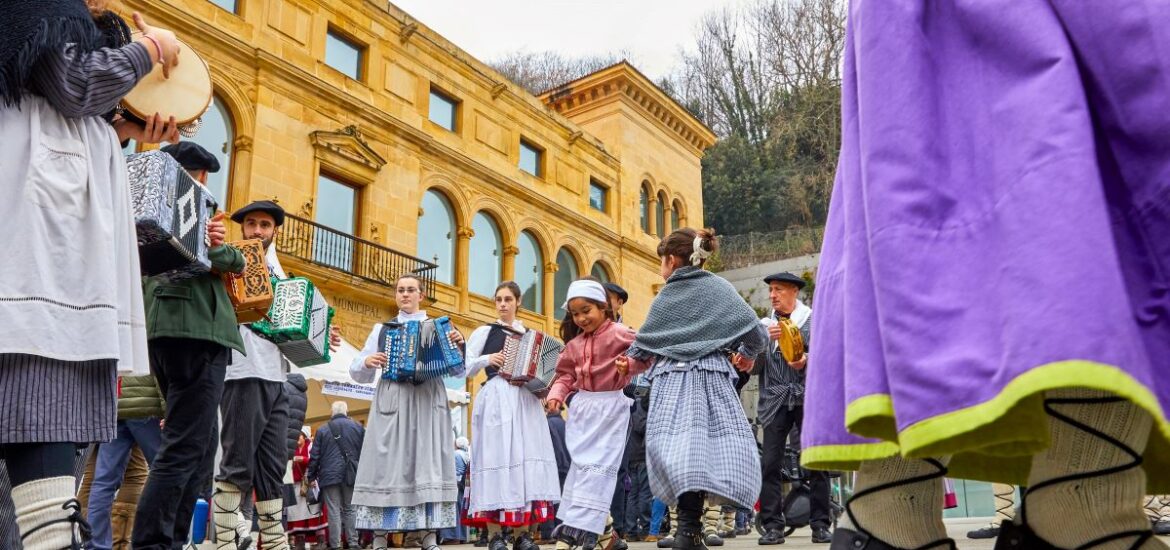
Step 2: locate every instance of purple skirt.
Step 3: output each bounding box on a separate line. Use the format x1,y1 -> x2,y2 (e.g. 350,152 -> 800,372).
803,0 -> 1170,489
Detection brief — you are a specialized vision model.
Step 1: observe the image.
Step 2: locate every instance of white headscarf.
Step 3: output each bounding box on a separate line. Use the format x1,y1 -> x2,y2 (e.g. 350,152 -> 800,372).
562,280 -> 608,309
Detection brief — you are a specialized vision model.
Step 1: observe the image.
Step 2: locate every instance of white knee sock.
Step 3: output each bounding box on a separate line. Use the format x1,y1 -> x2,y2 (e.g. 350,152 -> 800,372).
422,531 -> 440,549
214,481 -> 252,550
1026,389 -> 1167,550
990,483 -> 1016,527
373,531 -> 389,549
13,476 -> 80,550
256,498 -> 289,550
840,456 -> 949,548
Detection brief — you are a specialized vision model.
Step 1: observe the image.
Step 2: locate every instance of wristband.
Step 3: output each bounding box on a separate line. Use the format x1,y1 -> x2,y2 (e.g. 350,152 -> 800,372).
142,34 -> 165,65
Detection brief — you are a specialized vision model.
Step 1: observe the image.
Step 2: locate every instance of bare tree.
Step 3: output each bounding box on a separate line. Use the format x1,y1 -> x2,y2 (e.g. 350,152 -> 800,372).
488,50 -> 631,96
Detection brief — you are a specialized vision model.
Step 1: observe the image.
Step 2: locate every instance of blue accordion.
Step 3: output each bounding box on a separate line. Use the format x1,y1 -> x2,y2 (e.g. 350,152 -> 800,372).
378,316 -> 463,383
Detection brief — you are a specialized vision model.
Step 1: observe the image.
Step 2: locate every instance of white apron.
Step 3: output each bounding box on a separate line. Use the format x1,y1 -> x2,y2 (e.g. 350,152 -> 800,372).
559,389 -> 632,534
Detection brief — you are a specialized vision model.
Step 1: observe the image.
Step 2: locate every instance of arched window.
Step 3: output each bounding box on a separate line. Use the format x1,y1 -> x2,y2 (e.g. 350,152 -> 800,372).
553,248 -> 579,320
590,262 -> 610,283
656,191 -> 667,238
516,231 -> 543,312
417,190 -> 456,284
640,182 -> 651,234
672,199 -> 683,231
189,95 -> 234,209
468,212 -> 503,297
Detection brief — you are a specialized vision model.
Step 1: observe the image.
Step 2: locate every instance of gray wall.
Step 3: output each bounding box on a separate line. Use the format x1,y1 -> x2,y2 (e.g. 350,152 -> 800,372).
718,253 -> 820,313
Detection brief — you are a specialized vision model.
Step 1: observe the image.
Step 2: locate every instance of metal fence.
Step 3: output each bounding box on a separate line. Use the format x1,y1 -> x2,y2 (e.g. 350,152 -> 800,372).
277,214 -> 438,292
715,227 -> 825,270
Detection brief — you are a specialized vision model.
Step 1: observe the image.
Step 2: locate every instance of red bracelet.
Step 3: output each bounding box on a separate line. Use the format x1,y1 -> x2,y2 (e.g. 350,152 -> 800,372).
141,34 -> 165,65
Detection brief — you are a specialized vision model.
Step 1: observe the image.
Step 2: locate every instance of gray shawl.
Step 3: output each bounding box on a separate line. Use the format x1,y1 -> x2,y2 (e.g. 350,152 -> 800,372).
629,266 -> 762,362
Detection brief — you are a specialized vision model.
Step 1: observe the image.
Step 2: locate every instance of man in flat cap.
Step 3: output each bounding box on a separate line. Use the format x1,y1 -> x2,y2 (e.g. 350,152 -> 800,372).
754,273 -> 830,545
212,200 -> 337,549
161,141 -> 220,185
604,282 -> 629,325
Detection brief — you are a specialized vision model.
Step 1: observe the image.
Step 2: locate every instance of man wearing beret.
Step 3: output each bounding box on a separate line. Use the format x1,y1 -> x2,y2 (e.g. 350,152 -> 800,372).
160,141 -> 221,185
604,282 -> 629,325
754,273 -> 830,545
133,145 -> 246,549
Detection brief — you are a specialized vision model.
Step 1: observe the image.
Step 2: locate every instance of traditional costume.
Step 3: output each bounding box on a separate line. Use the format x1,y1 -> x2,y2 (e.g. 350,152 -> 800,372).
626,266 -> 766,550
807,1 -> 1170,548
213,200 -> 295,550
548,281 -> 648,550
287,434 -> 328,544
351,311 -> 462,548
463,319 -> 561,550
0,3 -> 150,547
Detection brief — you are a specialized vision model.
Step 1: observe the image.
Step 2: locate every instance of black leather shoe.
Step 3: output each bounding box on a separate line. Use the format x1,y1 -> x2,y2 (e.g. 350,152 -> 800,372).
671,529 -> 707,550
811,527 -> 832,544
704,534 -> 724,547
993,521 -> 1060,550
757,529 -> 785,545
830,527 -> 956,550
514,532 -> 540,550
966,526 -> 1000,540
717,530 -> 736,539
657,536 -> 675,548
490,534 -> 510,550
613,538 -> 629,550
1155,520 -> 1170,536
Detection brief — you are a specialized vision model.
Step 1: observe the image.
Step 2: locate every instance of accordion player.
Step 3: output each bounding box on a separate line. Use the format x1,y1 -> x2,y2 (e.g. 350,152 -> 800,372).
499,329 -> 564,396
126,150 -> 216,280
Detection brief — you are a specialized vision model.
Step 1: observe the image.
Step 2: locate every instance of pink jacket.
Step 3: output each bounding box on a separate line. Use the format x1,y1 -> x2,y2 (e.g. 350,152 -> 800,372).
547,320 -> 649,403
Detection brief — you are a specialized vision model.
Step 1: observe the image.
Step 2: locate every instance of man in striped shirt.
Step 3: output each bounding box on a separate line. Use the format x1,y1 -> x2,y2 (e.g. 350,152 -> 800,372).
754,273 -> 830,545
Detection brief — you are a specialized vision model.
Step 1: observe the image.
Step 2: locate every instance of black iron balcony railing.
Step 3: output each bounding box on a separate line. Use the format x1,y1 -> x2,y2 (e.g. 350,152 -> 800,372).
277,213 -> 438,292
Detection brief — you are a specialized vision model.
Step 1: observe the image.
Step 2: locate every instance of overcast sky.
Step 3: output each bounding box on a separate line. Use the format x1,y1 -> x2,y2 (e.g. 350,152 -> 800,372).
390,0 -> 746,81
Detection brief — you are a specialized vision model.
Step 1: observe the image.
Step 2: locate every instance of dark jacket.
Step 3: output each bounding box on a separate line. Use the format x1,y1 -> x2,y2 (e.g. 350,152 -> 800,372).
307,413 -> 365,488
143,245 -> 246,353
624,398 -> 648,466
284,373 -> 309,460
117,375 -> 165,420
546,412 -> 571,478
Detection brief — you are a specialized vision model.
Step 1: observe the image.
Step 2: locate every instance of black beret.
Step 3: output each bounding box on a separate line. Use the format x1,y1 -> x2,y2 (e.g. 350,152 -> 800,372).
231,200 -> 286,227
603,282 -> 628,303
763,272 -> 807,289
160,142 -> 220,173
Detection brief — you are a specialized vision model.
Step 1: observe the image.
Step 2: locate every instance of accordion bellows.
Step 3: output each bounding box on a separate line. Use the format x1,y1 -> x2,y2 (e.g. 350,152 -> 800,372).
252,277 -> 334,367
126,150 -> 216,280
379,316 -> 464,384
222,239 -> 273,324
499,329 -> 564,396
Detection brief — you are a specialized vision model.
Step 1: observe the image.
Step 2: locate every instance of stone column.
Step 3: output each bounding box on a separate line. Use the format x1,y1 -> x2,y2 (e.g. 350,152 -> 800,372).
543,261 -> 559,333
501,245 -> 519,282
455,227 -> 474,311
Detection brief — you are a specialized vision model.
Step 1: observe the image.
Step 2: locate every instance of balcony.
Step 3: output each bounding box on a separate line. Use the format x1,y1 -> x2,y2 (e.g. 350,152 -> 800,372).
276,213 -> 438,292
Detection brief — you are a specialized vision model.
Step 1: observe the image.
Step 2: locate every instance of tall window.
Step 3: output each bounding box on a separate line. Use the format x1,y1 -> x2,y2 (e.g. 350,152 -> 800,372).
589,179 -> 607,213
325,29 -> 364,80
417,190 -> 456,284
468,212 -> 502,297
656,191 -> 667,238
189,95 -> 233,208
516,231 -> 542,312
314,174 -> 357,271
209,0 -> 237,13
519,139 -> 542,177
429,88 -> 458,132
553,248 -> 579,320
590,263 -> 610,283
671,200 -> 682,231
640,183 -> 650,233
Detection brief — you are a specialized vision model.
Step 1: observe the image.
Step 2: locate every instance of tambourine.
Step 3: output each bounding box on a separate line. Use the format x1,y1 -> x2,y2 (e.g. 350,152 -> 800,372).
121,34 -> 212,128
777,317 -> 806,364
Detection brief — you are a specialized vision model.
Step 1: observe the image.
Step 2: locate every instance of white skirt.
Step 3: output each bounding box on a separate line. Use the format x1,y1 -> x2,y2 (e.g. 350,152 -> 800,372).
469,376 -> 561,513
559,389 -> 631,534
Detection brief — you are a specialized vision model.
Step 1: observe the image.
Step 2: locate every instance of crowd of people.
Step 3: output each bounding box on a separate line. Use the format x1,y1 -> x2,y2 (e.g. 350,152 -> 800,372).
3,1 -> 1170,550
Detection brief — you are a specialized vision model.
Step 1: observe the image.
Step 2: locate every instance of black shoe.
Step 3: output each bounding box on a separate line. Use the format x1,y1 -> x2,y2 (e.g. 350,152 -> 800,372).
613,538 -> 628,550
716,530 -> 736,539
831,527 -> 956,550
966,526 -> 1000,539
704,534 -> 723,547
514,532 -> 540,550
490,534 -> 510,550
757,529 -> 785,546
671,529 -> 707,550
656,536 -> 675,548
811,527 -> 832,544
475,534 -> 490,548
1155,520 -> 1170,536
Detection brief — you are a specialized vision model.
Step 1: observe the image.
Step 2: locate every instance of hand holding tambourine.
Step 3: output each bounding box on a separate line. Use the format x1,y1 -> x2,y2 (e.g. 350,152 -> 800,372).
131,13 -> 181,78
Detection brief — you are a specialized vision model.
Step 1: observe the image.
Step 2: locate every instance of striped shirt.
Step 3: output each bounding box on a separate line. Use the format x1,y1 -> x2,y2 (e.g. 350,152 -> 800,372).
755,311 -> 813,427
29,41 -> 152,119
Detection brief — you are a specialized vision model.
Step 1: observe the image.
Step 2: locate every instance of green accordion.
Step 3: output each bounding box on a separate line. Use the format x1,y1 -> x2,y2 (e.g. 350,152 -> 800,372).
252,277 -> 334,367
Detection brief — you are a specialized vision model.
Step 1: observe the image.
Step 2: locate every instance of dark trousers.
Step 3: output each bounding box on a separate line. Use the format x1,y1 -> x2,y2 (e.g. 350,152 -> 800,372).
759,406 -> 831,531
623,462 -> 652,537
217,378 -> 290,501
610,464 -> 628,535
133,338 -> 229,550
